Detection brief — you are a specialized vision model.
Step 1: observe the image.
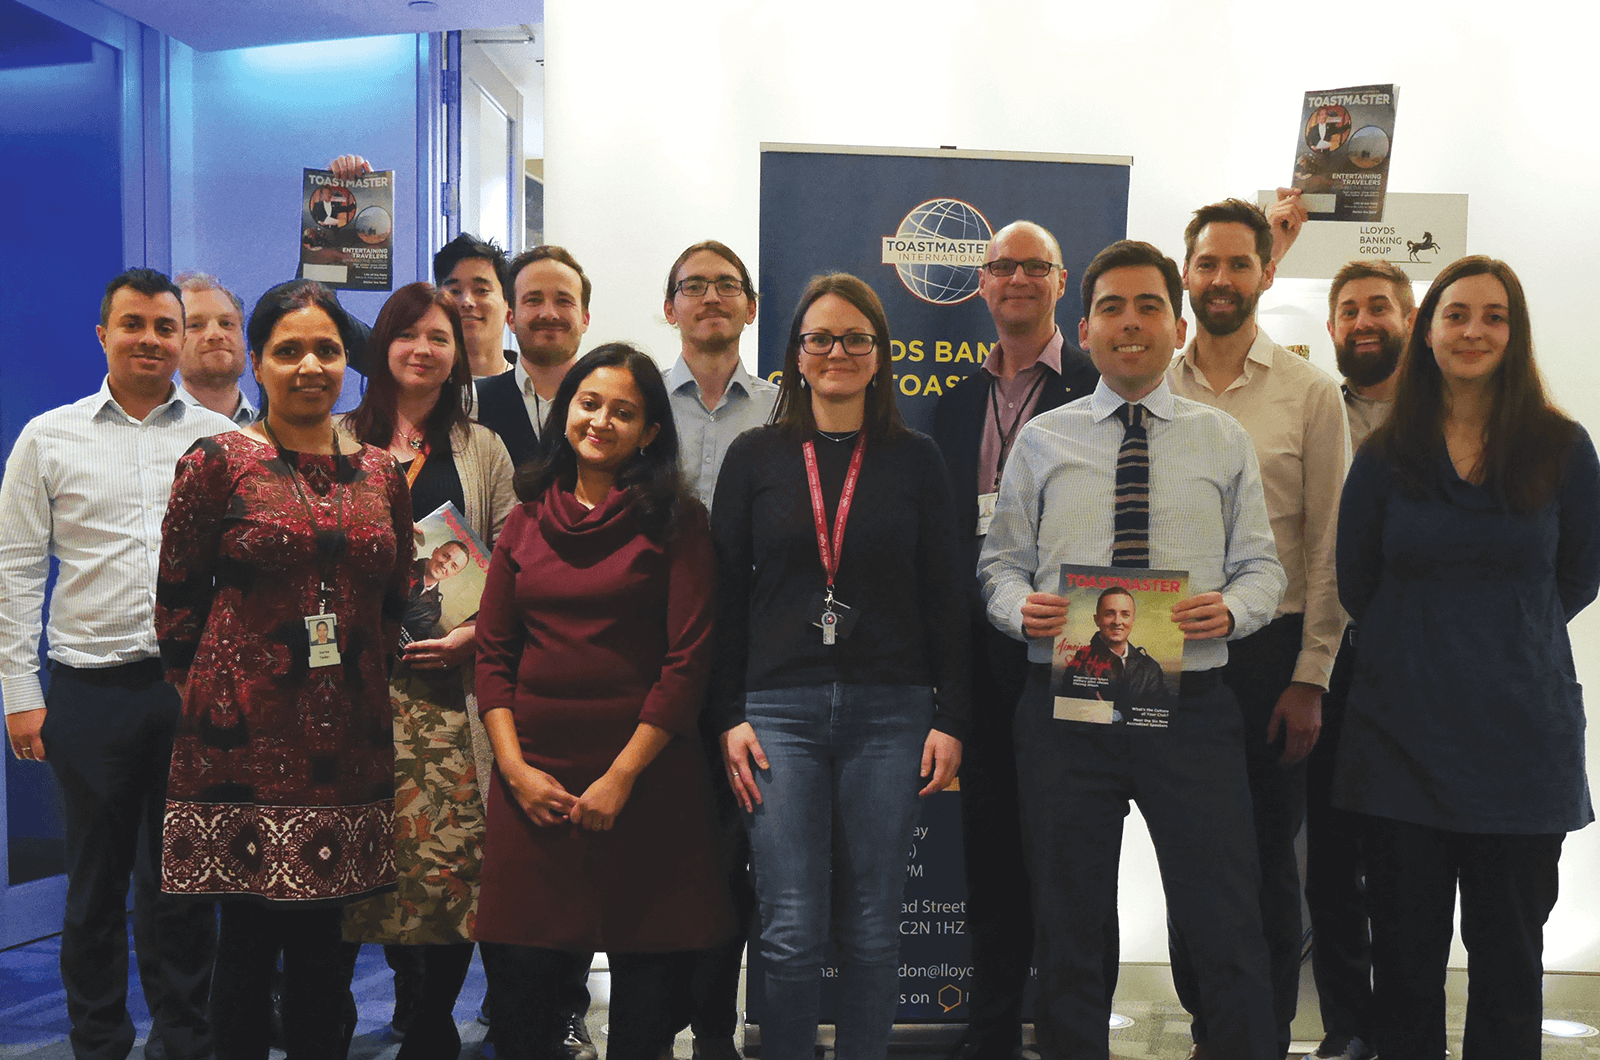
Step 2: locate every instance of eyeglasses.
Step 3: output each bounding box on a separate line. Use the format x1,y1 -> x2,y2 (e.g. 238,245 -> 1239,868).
675,278 -> 747,299
799,331 -> 878,357
982,258 -> 1060,278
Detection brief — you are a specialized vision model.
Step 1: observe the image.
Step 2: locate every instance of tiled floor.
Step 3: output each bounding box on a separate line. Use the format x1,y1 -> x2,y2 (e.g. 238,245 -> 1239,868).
5,933 -> 1600,1059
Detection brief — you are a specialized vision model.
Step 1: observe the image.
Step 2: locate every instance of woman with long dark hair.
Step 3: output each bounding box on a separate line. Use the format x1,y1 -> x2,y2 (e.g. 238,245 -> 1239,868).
473,343 -> 730,1060
1335,256 -> 1600,1058
156,279 -> 413,1058
340,281 -> 517,1054
712,273 -> 968,1060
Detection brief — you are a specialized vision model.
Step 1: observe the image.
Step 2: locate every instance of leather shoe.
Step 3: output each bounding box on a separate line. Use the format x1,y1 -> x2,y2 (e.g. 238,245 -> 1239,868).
693,1037 -> 743,1060
565,1014 -> 600,1060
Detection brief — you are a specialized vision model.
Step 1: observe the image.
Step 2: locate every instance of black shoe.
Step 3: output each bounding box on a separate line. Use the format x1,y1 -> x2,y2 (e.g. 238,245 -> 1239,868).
692,1037 -> 743,1060
1314,1036 -> 1375,1060
564,1014 -> 599,1060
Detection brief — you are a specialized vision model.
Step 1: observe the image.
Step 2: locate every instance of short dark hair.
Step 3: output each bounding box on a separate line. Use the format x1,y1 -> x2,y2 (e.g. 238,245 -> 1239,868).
101,268 -> 182,328
507,245 -> 591,312
440,539 -> 468,558
174,272 -> 244,315
433,232 -> 510,299
663,240 -> 757,306
514,343 -> 694,541
1183,198 -> 1273,268
1096,586 -> 1136,611
346,282 -> 472,453
771,273 -> 904,444
1080,241 -> 1184,322
246,280 -> 360,419
1328,260 -> 1415,322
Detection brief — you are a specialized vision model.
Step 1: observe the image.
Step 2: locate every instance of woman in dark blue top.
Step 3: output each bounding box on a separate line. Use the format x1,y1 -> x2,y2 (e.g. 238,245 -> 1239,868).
1335,256 -> 1600,1060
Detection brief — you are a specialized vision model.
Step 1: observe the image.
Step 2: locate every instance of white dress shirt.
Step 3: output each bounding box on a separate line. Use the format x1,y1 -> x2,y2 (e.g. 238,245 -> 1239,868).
513,358 -> 552,442
667,356 -> 779,512
0,379 -> 236,715
978,378 -> 1286,673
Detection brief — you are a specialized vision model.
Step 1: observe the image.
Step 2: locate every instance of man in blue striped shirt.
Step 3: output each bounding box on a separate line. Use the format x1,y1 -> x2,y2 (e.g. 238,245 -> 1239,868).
978,241 -> 1285,1060
0,269 -> 234,1060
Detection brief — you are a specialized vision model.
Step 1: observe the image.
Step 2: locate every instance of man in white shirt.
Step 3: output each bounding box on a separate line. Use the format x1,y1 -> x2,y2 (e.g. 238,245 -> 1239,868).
0,268 -> 235,1060
474,246 -> 591,467
1164,198 -> 1351,1060
175,272 -> 257,426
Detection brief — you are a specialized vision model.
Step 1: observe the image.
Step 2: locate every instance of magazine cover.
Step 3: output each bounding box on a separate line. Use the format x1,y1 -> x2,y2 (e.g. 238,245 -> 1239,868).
297,166 -> 394,291
400,501 -> 492,646
1290,84 -> 1398,223
1050,565 -> 1189,729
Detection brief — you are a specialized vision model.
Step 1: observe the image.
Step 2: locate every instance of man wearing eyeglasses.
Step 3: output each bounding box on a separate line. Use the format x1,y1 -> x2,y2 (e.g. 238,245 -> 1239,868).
664,241 -> 779,512
932,221 -> 1101,1060
661,241 -> 777,1060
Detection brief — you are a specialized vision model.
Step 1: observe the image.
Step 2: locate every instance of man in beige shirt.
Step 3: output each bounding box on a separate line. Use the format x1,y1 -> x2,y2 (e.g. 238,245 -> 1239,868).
1164,198 -> 1351,1060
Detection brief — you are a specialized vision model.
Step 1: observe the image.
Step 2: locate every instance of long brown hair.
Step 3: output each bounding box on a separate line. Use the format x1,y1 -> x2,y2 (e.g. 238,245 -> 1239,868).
345,282 -> 472,453
770,273 -> 904,442
1368,255 -> 1574,514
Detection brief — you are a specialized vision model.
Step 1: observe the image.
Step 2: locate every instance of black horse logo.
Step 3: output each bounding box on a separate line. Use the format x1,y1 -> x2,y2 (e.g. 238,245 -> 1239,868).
1407,231 -> 1441,261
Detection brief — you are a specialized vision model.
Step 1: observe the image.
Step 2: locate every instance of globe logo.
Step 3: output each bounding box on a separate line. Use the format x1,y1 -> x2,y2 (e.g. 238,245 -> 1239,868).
881,199 -> 993,305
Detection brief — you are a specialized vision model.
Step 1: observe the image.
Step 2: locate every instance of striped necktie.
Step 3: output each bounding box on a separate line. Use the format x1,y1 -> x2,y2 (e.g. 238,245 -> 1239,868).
1112,403 -> 1150,568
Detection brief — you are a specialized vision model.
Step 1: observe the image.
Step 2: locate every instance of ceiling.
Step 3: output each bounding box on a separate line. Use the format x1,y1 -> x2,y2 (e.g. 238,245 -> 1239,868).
91,0 -> 543,52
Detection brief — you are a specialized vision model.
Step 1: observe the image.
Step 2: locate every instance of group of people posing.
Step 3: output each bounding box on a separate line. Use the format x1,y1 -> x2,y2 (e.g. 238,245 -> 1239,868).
0,184 -> 1594,1060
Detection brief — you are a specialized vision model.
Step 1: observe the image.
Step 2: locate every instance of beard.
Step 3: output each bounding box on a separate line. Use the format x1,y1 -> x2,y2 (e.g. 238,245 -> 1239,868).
1336,328 -> 1404,388
1189,285 -> 1261,337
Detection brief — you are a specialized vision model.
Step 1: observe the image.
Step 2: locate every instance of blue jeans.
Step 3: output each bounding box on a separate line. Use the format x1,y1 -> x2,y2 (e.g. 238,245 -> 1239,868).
743,684 -> 934,1060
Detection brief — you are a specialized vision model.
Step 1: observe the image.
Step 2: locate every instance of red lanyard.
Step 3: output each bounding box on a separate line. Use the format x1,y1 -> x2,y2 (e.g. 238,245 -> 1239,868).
801,432 -> 866,594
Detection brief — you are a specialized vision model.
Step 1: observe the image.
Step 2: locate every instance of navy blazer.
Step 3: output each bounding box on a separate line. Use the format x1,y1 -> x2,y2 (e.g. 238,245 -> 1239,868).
932,340 -> 1100,598
474,371 -> 539,469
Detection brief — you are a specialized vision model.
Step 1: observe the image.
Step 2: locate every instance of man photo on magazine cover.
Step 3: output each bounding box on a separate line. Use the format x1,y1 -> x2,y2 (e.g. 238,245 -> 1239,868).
401,539 -> 470,641
1060,587 -> 1167,710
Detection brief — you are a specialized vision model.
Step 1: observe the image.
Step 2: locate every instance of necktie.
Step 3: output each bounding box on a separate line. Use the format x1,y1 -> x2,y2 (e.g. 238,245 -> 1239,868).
1112,403 -> 1150,569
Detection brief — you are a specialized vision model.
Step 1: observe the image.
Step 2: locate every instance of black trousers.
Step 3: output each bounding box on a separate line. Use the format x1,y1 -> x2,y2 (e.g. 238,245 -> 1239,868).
958,623 -> 1117,1058
1304,627 -> 1372,1041
1363,816 -> 1562,1060
1169,614 -> 1306,1054
384,942 -> 477,1058
211,901 -> 349,1060
1016,666 -> 1274,1060
42,662 -> 216,1060
481,943 -> 696,1060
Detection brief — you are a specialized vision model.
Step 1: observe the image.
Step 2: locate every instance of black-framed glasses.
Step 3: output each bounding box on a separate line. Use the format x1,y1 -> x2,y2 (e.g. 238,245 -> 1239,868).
799,331 -> 877,357
675,278 -> 747,299
982,258 -> 1060,278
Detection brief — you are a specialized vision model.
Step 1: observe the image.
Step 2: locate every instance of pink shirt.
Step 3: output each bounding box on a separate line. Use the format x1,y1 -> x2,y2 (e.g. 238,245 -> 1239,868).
977,329 -> 1064,496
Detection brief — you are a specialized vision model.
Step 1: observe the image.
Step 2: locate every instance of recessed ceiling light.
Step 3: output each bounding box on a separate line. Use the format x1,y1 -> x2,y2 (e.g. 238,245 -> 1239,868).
1543,1019 -> 1599,1038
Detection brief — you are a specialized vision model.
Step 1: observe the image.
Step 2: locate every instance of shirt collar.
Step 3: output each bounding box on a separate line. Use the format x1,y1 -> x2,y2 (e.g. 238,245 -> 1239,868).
175,382 -> 256,424
667,355 -> 758,402
1177,326 -> 1277,389
981,327 -> 1065,380
93,376 -> 184,424
514,357 -> 534,396
1089,377 -> 1175,423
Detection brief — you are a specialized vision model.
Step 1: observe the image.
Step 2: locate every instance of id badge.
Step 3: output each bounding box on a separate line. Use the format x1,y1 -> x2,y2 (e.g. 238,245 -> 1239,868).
809,591 -> 858,644
306,613 -> 341,668
976,492 -> 998,537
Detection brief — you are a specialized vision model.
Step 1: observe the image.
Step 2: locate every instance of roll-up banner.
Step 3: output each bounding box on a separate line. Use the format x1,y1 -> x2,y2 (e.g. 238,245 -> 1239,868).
758,143 -> 1131,436
748,144 -> 1130,1041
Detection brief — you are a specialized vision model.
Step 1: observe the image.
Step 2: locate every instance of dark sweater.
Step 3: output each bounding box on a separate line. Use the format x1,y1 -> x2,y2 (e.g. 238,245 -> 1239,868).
709,425 -> 970,739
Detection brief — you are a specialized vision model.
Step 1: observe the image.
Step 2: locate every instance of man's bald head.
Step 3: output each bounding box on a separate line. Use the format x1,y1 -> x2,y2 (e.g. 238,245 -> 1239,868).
989,220 -> 1062,268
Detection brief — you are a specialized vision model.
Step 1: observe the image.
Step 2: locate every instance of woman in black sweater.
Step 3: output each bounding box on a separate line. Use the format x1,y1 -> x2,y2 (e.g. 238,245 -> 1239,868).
711,273 -> 969,1060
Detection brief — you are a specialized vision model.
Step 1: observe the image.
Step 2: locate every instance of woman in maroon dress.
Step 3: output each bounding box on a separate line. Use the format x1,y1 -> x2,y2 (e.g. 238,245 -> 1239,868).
474,343 -> 730,1060
156,280 -> 413,1060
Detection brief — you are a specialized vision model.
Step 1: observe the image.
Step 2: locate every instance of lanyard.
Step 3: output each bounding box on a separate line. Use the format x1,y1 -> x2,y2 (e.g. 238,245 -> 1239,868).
262,422 -> 348,613
989,370 -> 1048,489
403,444 -> 429,489
801,432 -> 866,601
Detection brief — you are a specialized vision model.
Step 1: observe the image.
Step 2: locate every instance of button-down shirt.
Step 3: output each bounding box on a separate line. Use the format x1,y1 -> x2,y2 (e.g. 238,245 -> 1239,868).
976,329 -> 1063,496
513,357 -> 553,442
0,380 -> 236,715
1167,329 -> 1350,689
1341,382 -> 1393,453
177,382 -> 258,426
978,378 -> 1286,672
667,356 -> 779,512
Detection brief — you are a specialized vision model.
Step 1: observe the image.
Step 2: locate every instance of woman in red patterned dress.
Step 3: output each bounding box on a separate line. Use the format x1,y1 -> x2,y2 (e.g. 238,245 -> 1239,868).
156,280 -> 413,1060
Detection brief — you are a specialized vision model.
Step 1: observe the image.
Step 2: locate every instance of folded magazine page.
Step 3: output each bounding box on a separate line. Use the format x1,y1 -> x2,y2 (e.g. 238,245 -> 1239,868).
400,502 -> 491,646
1291,83 -> 1398,222
1050,565 -> 1189,729
297,166 -> 395,290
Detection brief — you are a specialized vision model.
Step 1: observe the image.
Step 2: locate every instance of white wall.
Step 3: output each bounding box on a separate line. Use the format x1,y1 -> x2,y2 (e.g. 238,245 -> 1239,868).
544,0 -> 1600,970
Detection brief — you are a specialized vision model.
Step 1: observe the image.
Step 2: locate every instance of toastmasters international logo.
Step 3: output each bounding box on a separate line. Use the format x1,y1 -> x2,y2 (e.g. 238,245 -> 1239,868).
881,199 -> 993,305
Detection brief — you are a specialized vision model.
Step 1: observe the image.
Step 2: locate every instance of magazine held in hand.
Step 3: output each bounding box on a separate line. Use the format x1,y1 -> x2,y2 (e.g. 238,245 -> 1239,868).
1291,83 -> 1398,223
1051,564 -> 1189,729
400,502 -> 492,647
